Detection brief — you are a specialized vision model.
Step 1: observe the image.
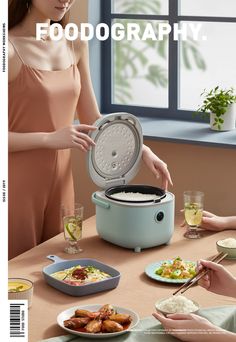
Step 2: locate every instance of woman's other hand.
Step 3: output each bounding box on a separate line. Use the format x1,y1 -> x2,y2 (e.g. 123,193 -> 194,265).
142,145 -> 173,190
197,260 -> 236,298
153,312 -> 231,342
47,124 -> 97,152
180,211 -> 236,231
200,211 -> 236,231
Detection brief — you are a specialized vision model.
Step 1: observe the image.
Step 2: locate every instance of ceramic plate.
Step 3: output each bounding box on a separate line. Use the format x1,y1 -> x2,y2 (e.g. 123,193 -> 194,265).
57,304 -> 140,339
145,260 -> 196,284
43,256 -> 121,297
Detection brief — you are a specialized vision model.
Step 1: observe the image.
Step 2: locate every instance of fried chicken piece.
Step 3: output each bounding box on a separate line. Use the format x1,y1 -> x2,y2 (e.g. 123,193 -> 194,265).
99,304 -> 115,319
64,317 -> 90,329
108,314 -> 132,325
102,320 -> 123,333
75,309 -> 100,319
85,320 -> 102,333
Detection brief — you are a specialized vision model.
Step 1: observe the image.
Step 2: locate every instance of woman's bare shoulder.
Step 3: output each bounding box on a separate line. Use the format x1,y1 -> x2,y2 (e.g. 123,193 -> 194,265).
8,38 -> 15,59
8,29 -> 23,83
8,27 -> 21,59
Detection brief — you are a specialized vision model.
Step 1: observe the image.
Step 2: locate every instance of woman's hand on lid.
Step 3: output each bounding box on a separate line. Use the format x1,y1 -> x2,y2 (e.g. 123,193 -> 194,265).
47,124 -> 97,152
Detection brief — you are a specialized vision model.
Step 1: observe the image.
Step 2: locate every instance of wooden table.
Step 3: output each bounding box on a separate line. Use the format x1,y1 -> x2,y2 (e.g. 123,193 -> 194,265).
9,216 -> 236,342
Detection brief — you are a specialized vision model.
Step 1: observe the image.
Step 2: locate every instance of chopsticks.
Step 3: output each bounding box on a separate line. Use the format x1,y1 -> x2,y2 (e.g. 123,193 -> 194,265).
173,252 -> 228,296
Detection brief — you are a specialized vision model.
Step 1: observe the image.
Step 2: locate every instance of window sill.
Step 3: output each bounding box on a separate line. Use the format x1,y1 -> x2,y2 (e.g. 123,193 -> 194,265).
138,117 -> 236,149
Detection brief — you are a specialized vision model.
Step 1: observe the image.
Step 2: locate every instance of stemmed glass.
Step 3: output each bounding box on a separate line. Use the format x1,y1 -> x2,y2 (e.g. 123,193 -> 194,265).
183,191 -> 204,239
61,203 -> 84,254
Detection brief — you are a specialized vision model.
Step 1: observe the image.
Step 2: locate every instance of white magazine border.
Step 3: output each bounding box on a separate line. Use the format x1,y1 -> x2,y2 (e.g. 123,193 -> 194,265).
0,0 -> 9,340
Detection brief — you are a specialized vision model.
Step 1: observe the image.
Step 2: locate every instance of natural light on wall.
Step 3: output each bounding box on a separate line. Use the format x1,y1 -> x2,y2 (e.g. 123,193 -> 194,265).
179,22 -> 236,110
106,0 -> 236,118
112,19 -> 169,108
112,0 -> 168,15
111,0 -> 169,108
180,0 -> 236,17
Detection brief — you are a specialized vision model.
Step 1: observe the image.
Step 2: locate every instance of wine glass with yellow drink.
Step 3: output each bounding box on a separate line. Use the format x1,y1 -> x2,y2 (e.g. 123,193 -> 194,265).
61,203 -> 84,254
184,191 -> 204,239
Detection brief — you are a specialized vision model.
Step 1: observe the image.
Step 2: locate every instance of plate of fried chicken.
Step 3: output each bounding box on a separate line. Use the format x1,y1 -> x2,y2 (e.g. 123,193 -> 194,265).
57,304 -> 140,338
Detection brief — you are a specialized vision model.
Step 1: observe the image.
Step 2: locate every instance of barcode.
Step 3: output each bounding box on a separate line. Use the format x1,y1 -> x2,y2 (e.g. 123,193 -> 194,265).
9,300 -> 28,341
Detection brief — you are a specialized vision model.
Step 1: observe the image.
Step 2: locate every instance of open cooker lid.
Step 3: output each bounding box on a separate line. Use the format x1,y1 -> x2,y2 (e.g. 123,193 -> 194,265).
87,113 -> 143,189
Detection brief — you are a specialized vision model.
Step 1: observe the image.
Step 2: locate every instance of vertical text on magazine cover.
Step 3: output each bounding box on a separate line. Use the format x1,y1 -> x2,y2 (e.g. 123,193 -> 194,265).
2,179 -> 6,202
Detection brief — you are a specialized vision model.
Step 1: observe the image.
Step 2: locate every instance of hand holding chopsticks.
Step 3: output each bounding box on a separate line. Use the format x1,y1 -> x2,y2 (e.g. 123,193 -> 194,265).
173,252 -> 228,296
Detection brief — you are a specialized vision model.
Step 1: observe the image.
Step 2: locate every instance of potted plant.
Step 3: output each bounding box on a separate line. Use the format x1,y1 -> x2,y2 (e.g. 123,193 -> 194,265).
197,86 -> 236,131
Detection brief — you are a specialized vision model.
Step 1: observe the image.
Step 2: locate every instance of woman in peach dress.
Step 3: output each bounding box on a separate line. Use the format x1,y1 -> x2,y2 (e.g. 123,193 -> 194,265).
8,0 -> 172,259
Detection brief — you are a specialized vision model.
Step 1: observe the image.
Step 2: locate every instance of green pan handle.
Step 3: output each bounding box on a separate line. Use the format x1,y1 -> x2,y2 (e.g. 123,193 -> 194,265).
92,193 -> 110,210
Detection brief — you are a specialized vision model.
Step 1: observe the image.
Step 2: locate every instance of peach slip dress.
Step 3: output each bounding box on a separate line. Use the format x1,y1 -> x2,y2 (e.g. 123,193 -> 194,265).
8,37 -> 81,259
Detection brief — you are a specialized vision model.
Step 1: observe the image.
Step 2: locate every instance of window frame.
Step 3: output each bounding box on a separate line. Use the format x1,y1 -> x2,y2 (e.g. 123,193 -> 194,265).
100,0 -> 236,121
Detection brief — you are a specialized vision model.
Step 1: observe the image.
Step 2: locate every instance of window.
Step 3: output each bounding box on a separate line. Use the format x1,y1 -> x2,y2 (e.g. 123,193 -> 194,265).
101,1 -> 236,120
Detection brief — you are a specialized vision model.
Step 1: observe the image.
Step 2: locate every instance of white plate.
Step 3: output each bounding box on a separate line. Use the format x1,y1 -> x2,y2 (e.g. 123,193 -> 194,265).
57,304 -> 140,339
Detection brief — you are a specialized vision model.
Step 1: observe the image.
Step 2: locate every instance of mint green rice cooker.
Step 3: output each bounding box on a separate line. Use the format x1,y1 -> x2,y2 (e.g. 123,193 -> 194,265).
88,113 -> 175,252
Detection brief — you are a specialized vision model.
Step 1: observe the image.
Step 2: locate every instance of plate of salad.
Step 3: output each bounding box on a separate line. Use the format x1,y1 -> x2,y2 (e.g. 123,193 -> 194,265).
145,257 -> 197,284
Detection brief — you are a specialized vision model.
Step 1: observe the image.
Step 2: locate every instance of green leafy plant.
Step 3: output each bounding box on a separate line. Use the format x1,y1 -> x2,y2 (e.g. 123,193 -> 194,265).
197,87 -> 236,130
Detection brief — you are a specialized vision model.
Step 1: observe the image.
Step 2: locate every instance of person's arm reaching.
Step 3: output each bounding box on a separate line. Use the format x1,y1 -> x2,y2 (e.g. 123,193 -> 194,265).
9,125 -> 97,153
75,39 -> 101,125
197,260 -> 236,298
181,210 -> 236,232
142,145 -> 173,190
201,211 -> 236,231
153,312 -> 236,342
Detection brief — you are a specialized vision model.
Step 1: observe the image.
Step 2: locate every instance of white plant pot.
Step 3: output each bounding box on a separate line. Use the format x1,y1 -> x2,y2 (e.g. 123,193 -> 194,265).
210,103 -> 236,131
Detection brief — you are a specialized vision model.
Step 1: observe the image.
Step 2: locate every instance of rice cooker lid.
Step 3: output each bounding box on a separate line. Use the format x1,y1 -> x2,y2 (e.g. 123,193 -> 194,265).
87,113 -> 143,189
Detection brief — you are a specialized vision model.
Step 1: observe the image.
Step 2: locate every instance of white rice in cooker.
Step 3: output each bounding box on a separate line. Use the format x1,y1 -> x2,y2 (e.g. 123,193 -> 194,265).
218,238 -> 236,248
156,295 -> 198,314
111,192 -> 160,201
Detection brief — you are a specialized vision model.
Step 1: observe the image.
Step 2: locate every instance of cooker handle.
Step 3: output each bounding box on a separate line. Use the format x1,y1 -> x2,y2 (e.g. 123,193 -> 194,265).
92,193 -> 110,209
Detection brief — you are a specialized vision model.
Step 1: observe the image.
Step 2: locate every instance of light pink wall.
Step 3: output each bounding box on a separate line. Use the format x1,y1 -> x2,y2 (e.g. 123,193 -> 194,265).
72,140 -> 236,219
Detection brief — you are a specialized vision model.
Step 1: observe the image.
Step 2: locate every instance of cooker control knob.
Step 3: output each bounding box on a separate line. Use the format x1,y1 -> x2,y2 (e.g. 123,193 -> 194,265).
156,211 -> 164,222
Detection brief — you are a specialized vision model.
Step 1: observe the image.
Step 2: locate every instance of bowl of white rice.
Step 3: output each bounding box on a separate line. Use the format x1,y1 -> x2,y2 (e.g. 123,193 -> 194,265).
155,295 -> 199,316
216,238 -> 236,259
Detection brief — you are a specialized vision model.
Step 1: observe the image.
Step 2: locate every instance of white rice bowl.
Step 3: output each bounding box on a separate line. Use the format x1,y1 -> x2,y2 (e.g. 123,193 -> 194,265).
217,238 -> 236,248
216,238 -> 236,259
155,295 -> 199,315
